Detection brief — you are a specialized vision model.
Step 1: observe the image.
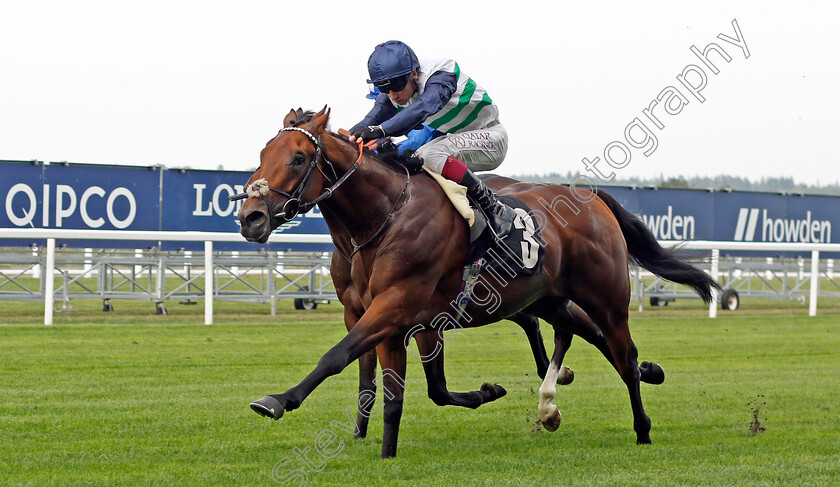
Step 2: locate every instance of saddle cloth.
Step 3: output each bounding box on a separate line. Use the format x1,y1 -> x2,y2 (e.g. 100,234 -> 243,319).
467,195 -> 545,277
424,169 -> 544,277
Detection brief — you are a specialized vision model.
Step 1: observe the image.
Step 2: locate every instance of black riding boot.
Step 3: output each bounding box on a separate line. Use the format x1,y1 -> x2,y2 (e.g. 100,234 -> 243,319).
459,169 -> 517,239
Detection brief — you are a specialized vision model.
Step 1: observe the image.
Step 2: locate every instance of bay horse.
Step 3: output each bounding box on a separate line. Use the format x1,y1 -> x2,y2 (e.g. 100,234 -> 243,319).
259,110 -> 555,443
237,106 -> 719,458
331,172 -> 554,441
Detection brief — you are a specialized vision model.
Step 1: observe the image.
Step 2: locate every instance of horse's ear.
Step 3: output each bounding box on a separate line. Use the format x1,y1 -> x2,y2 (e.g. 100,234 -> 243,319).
310,105 -> 330,134
283,109 -> 299,128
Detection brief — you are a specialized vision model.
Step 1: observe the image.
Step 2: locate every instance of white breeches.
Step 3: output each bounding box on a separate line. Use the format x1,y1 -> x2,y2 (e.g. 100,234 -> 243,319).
417,123 -> 509,174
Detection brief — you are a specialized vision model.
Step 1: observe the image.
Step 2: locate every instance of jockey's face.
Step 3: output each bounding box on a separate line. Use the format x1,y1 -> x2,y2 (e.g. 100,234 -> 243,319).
388,71 -> 417,106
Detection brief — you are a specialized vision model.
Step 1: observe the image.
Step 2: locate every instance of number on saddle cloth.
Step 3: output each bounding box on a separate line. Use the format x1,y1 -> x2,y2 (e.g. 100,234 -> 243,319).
467,196 -> 545,278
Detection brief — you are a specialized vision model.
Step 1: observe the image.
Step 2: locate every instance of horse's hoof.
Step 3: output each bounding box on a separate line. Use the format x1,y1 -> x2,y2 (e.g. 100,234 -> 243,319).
480,382 -> 507,401
250,395 -> 285,420
541,409 -> 562,432
637,435 -> 652,445
639,361 -> 665,385
353,425 -> 368,440
557,366 -> 575,385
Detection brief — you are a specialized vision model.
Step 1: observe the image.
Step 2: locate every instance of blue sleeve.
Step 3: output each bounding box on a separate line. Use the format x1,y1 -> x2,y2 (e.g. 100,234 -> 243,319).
349,93 -> 398,133
379,71 -> 457,137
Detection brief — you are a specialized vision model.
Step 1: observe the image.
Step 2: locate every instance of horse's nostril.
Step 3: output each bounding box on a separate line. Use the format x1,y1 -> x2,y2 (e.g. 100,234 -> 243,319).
244,210 -> 267,227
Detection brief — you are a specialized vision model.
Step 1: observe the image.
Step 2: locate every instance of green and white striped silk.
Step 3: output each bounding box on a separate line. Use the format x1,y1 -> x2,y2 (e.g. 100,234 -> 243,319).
395,58 -> 499,134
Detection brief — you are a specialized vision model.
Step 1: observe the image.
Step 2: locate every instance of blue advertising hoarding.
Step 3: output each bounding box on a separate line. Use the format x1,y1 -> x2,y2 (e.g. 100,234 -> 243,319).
605,187 -> 716,242
160,168 -> 331,251
601,186 -> 837,256
1,160 -> 46,247
1,161 -> 160,248
2,160 -> 838,255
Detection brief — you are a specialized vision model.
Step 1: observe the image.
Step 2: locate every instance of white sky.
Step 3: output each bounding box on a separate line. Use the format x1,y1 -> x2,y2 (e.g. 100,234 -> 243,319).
1,1 -> 838,185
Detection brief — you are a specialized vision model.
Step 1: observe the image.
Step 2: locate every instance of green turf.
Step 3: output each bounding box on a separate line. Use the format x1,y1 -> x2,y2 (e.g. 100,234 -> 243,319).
1,299 -> 838,486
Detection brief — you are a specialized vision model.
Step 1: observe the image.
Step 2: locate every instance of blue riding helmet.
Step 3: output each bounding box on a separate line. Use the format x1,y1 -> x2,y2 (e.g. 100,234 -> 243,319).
366,40 -> 420,84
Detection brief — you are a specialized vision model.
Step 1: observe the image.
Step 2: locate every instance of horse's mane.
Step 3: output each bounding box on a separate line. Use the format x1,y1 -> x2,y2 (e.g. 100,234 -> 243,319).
329,130 -> 424,175
276,107 -> 422,174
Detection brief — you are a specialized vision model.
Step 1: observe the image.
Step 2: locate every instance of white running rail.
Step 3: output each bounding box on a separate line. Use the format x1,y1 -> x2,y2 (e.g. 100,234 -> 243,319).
0,229 -> 331,325
1,229 -> 838,324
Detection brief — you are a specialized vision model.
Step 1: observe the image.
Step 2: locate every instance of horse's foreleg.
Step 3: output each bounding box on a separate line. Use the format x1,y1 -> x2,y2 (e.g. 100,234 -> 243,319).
416,331 -> 507,409
508,312 -> 550,379
250,298 -> 400,421
375,337 -> 407,458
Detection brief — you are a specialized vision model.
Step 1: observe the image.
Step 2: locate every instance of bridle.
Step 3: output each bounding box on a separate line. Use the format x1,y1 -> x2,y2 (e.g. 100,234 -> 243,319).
231,126 -> 411,257
228,126 -> 359,221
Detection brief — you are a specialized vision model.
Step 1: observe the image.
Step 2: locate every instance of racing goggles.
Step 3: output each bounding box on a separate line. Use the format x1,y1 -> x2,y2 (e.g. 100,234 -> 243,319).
374,75 -> 410,94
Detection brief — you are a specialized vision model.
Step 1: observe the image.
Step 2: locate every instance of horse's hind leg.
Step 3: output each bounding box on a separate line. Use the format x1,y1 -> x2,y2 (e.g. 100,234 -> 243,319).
536,328 -> 575,431
355,349 -> 378,439
541,300 -> 665,386
639,360 -> 665,385
508,312 -> 550,379
375,337 -> 407,458
416,331 -> 507,409
578,302 -> 653,444
533,298 -> 659,440
607,324 -> 652,444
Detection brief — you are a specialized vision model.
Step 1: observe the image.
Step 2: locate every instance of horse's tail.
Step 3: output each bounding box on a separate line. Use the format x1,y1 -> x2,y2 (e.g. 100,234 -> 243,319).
596,189 -> 721,303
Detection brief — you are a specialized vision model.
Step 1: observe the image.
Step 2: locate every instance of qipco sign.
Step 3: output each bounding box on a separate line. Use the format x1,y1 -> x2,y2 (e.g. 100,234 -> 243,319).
6,183 -> 139,228
0,163 -> 159,231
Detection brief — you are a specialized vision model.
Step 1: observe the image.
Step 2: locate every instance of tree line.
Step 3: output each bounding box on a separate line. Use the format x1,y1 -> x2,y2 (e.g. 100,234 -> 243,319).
512,172 -> 840,196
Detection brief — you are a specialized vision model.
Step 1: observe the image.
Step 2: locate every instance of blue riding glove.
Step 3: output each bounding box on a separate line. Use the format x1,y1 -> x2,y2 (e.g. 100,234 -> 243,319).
396,125 -> 443,154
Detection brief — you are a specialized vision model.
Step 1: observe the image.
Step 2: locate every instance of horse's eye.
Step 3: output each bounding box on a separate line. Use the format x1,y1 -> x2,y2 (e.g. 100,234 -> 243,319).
292,154 -> 306,165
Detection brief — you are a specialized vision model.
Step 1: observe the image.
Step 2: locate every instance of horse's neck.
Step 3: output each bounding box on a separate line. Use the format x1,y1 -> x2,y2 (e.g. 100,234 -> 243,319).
317,145 -> 406,249
318,205 -> 354,258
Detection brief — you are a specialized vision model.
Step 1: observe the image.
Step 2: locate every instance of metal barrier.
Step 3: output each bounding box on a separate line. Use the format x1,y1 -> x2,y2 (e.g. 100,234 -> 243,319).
663,242 -> 840,318
2,229 -> 840,324
635,254 -> 840,311
0,246 -> 336,312
0,229 -> 334,325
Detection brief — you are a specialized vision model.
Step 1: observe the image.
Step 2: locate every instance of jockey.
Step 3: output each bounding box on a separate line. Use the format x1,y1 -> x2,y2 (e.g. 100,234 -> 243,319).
350,40 -> 517,239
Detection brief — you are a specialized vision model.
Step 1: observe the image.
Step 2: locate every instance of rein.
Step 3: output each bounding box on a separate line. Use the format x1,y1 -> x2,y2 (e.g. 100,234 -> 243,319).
232,127 -> 411,257
349,163 -> 410,257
